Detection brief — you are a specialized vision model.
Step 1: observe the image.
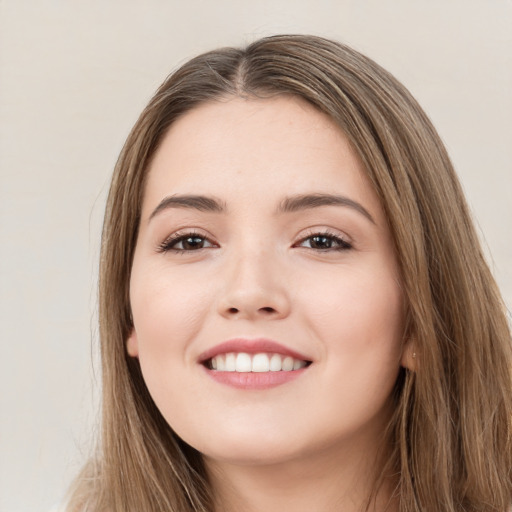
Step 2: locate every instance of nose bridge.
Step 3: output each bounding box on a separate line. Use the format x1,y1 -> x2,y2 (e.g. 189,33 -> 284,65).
218,239 -> 290,319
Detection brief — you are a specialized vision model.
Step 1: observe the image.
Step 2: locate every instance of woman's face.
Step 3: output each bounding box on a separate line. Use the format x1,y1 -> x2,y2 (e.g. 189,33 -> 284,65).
128,96 -> 407,467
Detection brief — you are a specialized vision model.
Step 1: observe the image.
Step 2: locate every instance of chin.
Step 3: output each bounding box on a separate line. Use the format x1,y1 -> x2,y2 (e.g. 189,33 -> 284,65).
182,427 -> 305,467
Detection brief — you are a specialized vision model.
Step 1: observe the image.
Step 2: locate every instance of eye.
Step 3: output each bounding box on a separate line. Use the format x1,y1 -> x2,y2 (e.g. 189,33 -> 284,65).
158,231 -> 216,253
295,231 -> 352,251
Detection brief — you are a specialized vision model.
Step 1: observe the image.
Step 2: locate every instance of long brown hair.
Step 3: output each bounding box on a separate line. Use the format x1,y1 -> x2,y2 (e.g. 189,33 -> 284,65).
66,35 -> 512,511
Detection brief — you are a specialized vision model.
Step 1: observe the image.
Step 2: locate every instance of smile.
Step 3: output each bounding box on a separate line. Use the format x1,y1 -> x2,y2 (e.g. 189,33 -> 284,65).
199,338 -> 313,389
208,352 -> 309,372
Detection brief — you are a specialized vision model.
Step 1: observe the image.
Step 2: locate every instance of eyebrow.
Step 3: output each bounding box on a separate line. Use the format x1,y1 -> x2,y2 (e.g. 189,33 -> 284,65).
149,193 -> 375,224
277,193 -> 375,224
149,194 -> 226,221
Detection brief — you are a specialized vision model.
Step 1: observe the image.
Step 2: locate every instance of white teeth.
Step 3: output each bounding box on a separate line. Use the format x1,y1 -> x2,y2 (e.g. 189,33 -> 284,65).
235,353 -> 252,372
216,355 -> 226,371
282,356 -> 294,371
225,353 -> 236,372
293,359 -> 305,370
269,354 -> 282,371
252,353 -> 270,372
209,352 -> 308,373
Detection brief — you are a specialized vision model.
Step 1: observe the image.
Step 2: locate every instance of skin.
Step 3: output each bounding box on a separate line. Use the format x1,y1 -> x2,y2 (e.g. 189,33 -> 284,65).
127,96 -> 410,511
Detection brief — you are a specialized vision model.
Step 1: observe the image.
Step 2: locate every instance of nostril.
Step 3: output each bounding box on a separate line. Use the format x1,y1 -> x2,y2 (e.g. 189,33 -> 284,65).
222,305 -> 283,318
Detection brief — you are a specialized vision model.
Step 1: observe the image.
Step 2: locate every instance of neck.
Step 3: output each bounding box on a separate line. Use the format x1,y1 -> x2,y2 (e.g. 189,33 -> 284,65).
204,437 -> 398,512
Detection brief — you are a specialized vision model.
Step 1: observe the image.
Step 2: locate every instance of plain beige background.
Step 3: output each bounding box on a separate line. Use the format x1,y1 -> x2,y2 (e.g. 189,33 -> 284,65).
1,1 -> 510,510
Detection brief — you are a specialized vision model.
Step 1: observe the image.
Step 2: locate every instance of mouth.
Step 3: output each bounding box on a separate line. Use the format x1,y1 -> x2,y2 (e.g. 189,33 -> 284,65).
205,352 -> 312,372
198,338 -> 312,388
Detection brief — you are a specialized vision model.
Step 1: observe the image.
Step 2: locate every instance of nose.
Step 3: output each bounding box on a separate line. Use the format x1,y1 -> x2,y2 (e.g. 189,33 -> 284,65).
217,247 -> 291,321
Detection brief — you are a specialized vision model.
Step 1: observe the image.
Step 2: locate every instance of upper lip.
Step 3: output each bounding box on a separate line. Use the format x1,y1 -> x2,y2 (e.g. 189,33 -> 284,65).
198,338 -> 312,364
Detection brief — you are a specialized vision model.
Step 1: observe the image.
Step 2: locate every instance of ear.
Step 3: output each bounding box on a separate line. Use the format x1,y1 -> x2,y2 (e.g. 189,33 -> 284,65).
126,329 -> 139,358
400,338 -> 417,371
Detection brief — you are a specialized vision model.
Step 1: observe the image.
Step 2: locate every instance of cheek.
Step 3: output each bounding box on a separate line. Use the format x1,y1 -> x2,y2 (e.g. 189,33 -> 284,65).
129,260 -> 214,359
302,264 -> 404,371
128,262 -> 216,425
299,268 -> 403,432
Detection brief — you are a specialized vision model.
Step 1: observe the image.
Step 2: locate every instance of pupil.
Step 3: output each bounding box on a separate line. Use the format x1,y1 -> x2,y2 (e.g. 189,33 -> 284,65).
184,236 -> 203,249
312,236 -> 331,249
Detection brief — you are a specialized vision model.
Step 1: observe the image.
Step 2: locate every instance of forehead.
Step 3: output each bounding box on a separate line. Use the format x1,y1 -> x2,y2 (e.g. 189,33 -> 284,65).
143,96 -> 381,220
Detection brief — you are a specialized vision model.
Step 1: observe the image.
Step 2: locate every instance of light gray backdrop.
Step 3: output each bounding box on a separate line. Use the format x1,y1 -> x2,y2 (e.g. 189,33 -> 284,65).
1,1 -> 511,511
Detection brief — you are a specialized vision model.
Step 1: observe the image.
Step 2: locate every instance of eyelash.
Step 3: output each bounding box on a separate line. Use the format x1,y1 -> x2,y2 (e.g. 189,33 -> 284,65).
157,231 -> 214,253
157,230 -> 352,253
294,230 -> 352,251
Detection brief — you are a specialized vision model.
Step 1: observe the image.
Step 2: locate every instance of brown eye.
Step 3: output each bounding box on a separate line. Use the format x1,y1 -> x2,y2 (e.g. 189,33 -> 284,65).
178,235 -> 209,250
158,233 -> 215,252
297,233 -> 352,251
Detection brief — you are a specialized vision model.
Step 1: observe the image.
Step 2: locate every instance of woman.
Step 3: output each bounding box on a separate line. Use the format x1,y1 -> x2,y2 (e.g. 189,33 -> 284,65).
67,35 -> 512,511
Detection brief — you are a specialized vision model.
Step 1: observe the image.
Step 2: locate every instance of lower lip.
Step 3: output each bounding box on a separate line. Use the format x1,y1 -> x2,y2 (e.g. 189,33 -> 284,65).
202,366 -> 308,389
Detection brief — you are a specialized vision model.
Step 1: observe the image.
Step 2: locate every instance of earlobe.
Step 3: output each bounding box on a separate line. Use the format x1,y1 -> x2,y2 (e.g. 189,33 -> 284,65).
401,339 -> 417,371
126,329 -> 139,358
